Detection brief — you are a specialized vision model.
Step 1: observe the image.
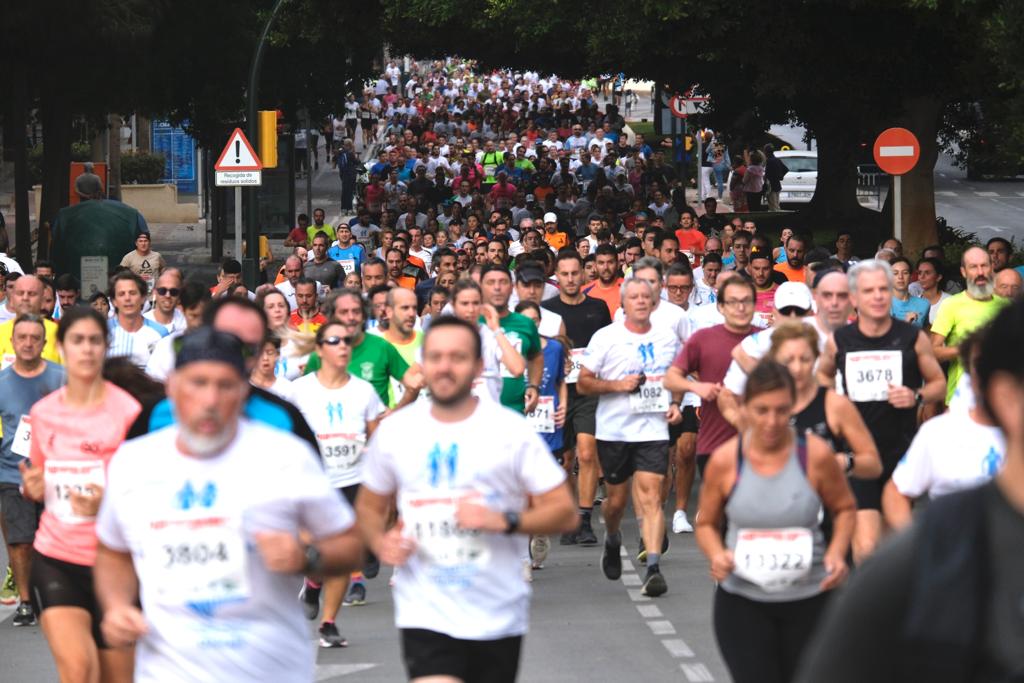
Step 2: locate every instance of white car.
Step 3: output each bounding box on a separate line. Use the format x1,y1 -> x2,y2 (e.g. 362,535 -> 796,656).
775,150 -> 817,204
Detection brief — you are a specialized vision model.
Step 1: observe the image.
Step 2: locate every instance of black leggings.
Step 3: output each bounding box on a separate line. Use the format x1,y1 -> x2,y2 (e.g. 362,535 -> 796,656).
713,587 -> 829,683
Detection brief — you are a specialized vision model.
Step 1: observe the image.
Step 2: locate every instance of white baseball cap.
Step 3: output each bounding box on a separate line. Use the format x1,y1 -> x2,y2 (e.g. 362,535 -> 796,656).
773,281 -> 813,311
543,212 -> 558,224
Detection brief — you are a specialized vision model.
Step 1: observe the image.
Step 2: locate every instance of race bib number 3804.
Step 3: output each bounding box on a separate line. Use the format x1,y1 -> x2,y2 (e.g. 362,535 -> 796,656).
143,516 -> 250,606
844,350 -> 902,402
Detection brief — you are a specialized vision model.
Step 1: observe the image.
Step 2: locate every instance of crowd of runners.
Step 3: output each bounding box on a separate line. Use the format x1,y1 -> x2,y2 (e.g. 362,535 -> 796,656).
1,57 -> 1023,683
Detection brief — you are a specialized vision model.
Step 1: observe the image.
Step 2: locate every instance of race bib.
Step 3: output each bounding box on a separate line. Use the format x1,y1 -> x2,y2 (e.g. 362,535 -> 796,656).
11,416 -> 31,458
1,354 -> 14,370
527,396 -> 555,433
844,350 -> 902,402
752,311 -> 774,329
629,375 -> 669,413
339,258 -> 356,275
732,527 -> 813,592
565,348 -> 585,384
499,334 -> 523,378
318,433 -> 365,486
43,459 -> 106,524
402,489 -> 490,568
143,515 -> 250,606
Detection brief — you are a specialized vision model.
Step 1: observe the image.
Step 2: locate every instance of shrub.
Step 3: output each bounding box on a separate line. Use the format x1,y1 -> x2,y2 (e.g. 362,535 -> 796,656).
121,152 -> 166,184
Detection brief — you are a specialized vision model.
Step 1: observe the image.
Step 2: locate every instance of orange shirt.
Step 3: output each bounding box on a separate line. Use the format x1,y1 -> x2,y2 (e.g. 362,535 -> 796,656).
773,261 -> 810,284
289,311 -> 327,333
675,228 -> 707,266
544,231 -> 568,251
583,278 -> 624,318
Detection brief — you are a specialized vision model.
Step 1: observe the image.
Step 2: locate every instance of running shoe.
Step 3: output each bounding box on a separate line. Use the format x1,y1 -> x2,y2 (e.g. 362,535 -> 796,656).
363,552 -> 381,580
641,567 -> 668,597
12,602 -> 36,627
672,510 -> 694,534
601,538 -> 622,580
0,567 -> 17,606
318,622 -> 348,648
576,522 -> 598,547
636,533 -> 670,564
343,581 -> 367,606
299,582 -> 321,621
530,535 -> 550,569
559,531 -> 578,546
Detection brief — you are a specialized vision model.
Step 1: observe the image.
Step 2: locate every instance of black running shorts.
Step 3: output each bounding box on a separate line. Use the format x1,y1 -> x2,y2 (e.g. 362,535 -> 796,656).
596,440 -> 670,484
402,628 -> 522,682
30,551 -> 108,648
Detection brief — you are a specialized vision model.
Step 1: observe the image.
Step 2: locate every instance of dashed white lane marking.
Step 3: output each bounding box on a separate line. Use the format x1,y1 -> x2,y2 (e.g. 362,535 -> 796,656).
662,638 -> 695,658
637,604 -> 663,618
976,191 -> 1000,197
647,620 -> 676,635
935,191 -> 957,197
621,573 -> 642,586
626,588 -> 650,602
315,663 -> 378,680
1017,192 -> 1024,197
682,662 -> 715,682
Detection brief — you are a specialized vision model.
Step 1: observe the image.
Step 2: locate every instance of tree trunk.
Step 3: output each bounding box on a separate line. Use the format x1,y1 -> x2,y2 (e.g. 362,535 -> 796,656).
794,117 -> 881,252
107,114 -> 122,201
10,68 -> 33,270
37,92 -> 72,261
879,95 -> 941,259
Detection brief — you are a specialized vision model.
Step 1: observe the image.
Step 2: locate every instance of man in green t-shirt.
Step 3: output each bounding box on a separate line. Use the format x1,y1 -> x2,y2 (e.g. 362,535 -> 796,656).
931,246 -> 1008,404
479,264 -> 542,413
305,207 -> 337,245
380,287 -> 424,405
305,288 -> 421,409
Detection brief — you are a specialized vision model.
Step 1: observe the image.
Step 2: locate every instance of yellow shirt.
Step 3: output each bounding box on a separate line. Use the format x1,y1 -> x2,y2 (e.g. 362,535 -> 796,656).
0,318 -> 62,367
930,292 -> 1008,404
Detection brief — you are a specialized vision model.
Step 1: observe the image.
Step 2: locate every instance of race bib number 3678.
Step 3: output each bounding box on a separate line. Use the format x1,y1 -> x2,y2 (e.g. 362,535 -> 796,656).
844,351 -> 902,402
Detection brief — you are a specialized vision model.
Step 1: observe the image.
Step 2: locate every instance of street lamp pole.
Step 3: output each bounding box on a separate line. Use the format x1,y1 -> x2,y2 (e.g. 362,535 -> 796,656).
244,0 -> 290,290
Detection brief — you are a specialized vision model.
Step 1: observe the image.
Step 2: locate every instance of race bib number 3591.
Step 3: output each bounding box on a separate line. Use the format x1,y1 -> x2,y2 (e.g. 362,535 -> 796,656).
844,350 -> 902,402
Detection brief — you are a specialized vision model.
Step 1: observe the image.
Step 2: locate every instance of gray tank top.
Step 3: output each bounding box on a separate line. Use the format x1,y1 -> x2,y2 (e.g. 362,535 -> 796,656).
722,433 -> 828,602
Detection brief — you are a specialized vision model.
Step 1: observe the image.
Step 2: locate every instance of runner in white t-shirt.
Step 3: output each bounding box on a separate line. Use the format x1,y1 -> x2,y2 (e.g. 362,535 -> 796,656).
356,316 -> 575,682
578,278 -> 683,597
94,327 -> 363,683
290,320 -> 384,647
882,333 -> 1005,529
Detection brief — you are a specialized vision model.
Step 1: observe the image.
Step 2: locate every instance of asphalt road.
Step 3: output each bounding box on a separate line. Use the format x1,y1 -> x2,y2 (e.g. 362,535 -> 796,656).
0,500 -> 730,682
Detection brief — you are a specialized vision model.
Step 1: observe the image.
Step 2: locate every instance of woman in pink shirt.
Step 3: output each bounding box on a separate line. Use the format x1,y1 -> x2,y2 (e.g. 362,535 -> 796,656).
21,306 -> 142,683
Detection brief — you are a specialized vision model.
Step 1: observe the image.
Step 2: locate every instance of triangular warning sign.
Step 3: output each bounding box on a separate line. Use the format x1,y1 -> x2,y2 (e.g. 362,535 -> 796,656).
214,128 -> 262,171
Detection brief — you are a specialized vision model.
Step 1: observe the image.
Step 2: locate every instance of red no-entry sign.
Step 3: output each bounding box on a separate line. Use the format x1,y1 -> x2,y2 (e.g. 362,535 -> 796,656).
873,128 -> 920,176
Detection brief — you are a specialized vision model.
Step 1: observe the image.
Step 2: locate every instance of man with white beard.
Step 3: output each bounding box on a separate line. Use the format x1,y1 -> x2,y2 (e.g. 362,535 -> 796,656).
930,246 -> 1009,407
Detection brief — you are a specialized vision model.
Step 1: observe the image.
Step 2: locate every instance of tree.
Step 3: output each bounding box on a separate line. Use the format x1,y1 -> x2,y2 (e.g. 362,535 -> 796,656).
383,0 -> 1024,256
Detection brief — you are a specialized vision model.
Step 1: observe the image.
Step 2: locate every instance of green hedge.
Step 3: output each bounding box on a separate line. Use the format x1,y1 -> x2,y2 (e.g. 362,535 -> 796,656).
121,152 -> 166,184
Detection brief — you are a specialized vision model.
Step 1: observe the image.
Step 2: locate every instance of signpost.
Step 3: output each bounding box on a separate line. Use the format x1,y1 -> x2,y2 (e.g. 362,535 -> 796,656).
872,127 -> 920,242
668,91 -> 711,201
214,128 -> 263,260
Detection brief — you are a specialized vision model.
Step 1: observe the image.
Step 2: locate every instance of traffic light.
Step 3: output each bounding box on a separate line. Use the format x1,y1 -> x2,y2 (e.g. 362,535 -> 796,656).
258,110 -> 278,168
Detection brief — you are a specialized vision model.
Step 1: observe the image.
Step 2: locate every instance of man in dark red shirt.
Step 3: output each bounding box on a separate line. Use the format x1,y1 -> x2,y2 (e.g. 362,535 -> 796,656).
665,275 -> 755,476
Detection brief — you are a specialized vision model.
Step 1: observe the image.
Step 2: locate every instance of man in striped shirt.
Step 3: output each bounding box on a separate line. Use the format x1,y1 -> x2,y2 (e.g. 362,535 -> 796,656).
107,271 -> 168,368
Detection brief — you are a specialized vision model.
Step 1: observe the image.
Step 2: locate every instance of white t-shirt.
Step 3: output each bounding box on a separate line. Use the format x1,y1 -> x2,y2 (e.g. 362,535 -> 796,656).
890,409 -> 1005,499
145,330 -> 183,382
290,374 -> 384,488
107,317 -> 168,369
722,317 -> 827,395
256,376 -> 294,402
948,371 -> 975,413
361,398 -> 565,640
582,320 -> 681,442
275,340 -> 310,381
144,308 -> 188,336
96,421 -> 353,683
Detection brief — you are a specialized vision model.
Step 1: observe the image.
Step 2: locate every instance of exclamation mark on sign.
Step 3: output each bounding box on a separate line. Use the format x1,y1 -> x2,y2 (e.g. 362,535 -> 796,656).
235,141 -> 241,164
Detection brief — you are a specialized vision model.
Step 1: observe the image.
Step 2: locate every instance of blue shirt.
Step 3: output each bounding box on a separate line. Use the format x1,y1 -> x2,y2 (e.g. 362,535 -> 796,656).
0,362 -> 66,485
536,339 -> 565,453
892,295 -> 932,328
327,243 -> 366,273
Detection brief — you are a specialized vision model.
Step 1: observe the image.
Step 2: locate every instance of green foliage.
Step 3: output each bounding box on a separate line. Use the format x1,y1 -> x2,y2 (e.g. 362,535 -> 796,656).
121,152 -> 167,184
27,143 -> 93,185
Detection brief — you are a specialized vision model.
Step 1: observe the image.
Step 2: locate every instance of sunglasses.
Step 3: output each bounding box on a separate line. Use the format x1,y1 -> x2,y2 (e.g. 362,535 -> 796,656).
321,335 -> 354,347
777,306 -> 810,317
156,287 -> 181,297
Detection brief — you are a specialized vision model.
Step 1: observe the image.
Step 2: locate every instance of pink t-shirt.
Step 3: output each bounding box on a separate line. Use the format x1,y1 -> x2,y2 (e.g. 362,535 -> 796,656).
30,382 -> 141,566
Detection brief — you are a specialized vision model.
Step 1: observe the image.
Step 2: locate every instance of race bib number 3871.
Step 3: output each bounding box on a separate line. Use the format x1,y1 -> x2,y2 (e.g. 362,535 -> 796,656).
844,350 -> 902,402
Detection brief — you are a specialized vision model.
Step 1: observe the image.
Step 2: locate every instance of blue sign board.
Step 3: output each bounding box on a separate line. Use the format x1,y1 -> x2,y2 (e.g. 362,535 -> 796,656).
151,121 -> 197,194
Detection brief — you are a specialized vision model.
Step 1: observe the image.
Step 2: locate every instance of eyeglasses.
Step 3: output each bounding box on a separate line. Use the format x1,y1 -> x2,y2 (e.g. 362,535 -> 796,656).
321,335 -> 354,347
777,306 -> 810,317
155,287 -> 180,297
722,298 -> 754,308
666,284 -> 694,292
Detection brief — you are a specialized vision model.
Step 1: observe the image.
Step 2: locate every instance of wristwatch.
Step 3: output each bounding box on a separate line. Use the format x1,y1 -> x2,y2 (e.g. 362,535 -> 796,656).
526,384 -> 540,393
302,544 -> 323,575
503,511 -> 521,535
670,400 -> 681,408
843,452 -> 855,473
914,390 -> 924,406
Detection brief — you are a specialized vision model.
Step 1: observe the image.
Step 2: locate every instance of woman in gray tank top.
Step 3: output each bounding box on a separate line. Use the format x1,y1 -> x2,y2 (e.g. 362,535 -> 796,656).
695,360 -> 857,683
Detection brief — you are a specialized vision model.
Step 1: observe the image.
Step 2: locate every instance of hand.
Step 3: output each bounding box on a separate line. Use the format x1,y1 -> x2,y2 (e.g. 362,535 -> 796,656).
405,368 -> 425,392
372,520 -> 417,567
618,374 -> 645,393
887,384 -> 917,409
553,402 -> 567,428
820,551 -> 849,591
709,549 -> 735,582
524,386 -> 540,414
666,404 -> 682,424
455,501 -> 505,533
254,531 -> 304,574
481,304 -> 501,331
18,460 -> 43,502
904,312 -> 918,323
695,382 -> 722,402
101,604 -> 148,649
69,484 -> 104,518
